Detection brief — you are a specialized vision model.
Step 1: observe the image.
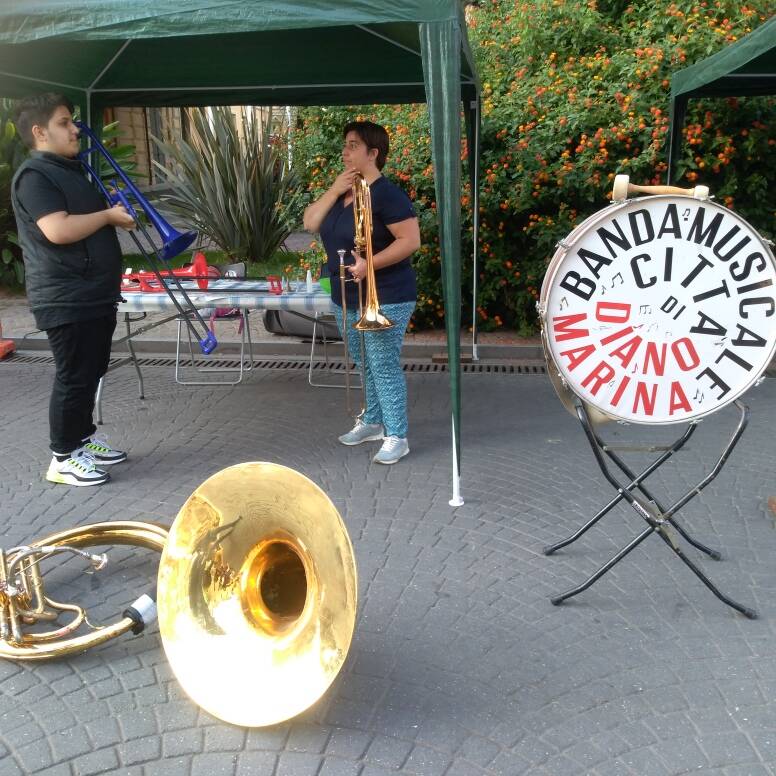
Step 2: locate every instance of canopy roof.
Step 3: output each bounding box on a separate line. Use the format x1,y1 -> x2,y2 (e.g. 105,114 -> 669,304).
0,1 -> 481,506
0,1 -> 479,109
668,15 -> 775,181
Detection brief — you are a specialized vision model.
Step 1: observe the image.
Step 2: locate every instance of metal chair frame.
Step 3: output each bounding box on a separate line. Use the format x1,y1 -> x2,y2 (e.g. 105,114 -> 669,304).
307,312 -> 362,391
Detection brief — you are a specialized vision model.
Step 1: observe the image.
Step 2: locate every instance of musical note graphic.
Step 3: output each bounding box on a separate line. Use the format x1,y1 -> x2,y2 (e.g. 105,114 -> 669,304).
558,296 -> 568,311
647,322 -> 659,333
639,304 -> 652,315
611,272 -> 624,287
693,389 -> 704,402
714,336 -> 727,347
600,284 -> 606,296
682,208 -> 691,221
631,362 -> 639,374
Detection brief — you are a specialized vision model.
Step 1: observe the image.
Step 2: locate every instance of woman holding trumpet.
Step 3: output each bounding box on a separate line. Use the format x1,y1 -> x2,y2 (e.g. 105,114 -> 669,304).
303,121 -> 420,464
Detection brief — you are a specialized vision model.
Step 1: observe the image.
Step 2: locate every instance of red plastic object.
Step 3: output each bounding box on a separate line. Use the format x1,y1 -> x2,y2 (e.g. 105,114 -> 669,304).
122,251 -> 212,292
0,321 -> 14,360
267,275 -> 283,295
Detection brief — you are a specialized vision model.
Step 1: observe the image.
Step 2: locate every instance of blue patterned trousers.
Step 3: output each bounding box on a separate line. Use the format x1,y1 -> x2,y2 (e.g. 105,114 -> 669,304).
334,301 -> 416,438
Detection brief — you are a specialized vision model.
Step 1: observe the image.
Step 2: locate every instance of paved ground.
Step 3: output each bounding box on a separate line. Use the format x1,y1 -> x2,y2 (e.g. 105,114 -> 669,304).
1,356 -> 775,776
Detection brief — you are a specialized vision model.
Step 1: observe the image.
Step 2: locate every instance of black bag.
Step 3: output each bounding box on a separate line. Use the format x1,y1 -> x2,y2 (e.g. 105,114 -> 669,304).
263,310 -> 341,341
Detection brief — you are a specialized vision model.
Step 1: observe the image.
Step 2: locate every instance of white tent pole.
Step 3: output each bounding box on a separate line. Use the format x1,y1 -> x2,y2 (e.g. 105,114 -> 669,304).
449,413 -> 464,507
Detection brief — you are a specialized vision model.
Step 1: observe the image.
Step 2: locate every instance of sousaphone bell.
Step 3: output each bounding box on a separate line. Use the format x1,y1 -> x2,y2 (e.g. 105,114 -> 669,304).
0,463 -> 357,727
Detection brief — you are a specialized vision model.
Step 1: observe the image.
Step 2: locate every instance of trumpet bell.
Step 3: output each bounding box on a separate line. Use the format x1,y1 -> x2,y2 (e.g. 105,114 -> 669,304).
157,462 -> 358,727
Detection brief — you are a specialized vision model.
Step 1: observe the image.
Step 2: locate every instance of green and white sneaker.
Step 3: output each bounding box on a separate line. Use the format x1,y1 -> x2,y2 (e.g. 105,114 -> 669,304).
338,421 -> 384,446
372,436 -> 409,465
76,435 -> 127,466
46,453 -> 110,487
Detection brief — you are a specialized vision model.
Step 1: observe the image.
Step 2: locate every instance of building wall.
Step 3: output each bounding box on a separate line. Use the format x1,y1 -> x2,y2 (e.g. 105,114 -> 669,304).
105,105 -> 288,187
107,106 -> 183,186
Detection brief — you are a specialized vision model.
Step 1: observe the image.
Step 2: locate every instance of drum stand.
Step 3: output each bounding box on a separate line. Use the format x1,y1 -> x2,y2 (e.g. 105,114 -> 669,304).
544,400 -> 757,619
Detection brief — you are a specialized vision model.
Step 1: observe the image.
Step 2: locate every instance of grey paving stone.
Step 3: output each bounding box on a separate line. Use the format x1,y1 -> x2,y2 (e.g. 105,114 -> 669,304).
235,751 -> 278,775
723,765 -> 774,776
203,726 -> 246,754
285,724 -> 329,754
33,765 -> 72,776
191,752 -> 239,776
143,757 -> 194,776
118,735 -> 162,766
364,735 -> 413,770
274,751 -> 321,775
86,718 -> 122,750
49,726 -> 93,763
325,727 -> 371,760
71,748 -> 120,776
163,729 -> 204,759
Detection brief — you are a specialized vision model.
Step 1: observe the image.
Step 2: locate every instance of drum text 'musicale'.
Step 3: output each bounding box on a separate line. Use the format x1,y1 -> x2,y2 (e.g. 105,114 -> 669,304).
543,196 -> 776,424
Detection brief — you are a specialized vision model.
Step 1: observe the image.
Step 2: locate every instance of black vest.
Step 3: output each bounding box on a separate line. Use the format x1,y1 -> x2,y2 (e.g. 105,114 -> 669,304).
11,152 -> 122,323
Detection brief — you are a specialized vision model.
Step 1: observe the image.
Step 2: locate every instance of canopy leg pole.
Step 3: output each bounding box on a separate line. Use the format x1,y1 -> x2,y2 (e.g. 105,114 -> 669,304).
449,414 -> 464,507
470,98 -> 481,362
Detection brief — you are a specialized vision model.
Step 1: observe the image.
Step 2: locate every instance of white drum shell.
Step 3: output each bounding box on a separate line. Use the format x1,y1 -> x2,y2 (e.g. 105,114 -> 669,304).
540,195 -> 776,424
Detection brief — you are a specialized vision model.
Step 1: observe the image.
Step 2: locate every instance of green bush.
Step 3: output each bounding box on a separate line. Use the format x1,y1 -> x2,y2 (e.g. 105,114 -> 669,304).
293,3 -> 774,333
0,100 -> 28,288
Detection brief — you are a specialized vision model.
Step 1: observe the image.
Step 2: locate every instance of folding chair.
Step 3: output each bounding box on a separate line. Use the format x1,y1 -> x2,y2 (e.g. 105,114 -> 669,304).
307,312 -> 363,391
175,261 -> 254,385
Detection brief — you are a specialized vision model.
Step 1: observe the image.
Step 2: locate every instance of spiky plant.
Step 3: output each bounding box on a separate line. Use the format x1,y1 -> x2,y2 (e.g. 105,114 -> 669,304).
152,107 -> 303,264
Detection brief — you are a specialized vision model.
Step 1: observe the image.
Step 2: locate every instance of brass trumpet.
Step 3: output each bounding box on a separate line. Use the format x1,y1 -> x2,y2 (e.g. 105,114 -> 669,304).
339,172 -> 394,418
0,463 -> 357,728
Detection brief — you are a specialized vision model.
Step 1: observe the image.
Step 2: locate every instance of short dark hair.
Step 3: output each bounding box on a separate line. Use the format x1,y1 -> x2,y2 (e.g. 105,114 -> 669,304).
343,120 -> 389,170
14,93 -> 75,149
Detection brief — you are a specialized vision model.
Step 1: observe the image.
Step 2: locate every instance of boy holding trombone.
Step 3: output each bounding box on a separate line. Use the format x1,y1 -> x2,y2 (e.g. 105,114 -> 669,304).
11,93 -> 135,486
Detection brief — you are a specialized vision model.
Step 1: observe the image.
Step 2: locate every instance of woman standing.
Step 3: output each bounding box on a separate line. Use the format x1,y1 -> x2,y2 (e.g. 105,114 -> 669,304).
303,121 -> 420,464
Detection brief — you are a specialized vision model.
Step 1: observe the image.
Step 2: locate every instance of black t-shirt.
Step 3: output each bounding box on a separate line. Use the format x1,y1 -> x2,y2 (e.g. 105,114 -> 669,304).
319,175 -> 417,307
12,153 -> 121,330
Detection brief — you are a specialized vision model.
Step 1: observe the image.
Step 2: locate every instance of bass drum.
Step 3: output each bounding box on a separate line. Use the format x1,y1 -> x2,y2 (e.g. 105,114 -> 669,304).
539,191 -> 776,424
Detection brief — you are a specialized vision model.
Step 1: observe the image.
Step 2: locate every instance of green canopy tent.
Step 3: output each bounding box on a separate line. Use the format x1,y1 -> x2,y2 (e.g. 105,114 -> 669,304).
0,1 -> 482,506
667,14 -> 776,183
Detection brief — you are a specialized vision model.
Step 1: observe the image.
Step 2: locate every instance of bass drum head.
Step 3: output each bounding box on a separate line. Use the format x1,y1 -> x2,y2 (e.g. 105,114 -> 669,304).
540,195 -> 776,424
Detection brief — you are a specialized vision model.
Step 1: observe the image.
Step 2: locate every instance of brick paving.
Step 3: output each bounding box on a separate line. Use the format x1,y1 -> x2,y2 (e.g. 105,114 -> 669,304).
0,356 -> 775,776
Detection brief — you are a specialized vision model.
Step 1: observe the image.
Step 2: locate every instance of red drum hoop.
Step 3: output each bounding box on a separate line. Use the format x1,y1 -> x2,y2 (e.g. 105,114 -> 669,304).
539,194 -> 776,424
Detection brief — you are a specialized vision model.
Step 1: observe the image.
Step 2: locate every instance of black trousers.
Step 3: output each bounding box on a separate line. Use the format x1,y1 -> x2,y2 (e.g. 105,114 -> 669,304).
46,314 -> 116,455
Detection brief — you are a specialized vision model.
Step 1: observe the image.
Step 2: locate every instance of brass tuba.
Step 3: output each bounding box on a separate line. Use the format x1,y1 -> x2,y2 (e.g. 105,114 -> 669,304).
0,463 -> 357,728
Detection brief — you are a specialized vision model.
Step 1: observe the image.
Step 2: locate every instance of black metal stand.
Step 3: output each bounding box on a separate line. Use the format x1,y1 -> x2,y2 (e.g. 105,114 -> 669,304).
545,400 -> 757,619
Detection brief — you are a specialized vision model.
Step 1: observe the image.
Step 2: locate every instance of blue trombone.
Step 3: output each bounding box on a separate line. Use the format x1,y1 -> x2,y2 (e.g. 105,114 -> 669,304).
76,121 -> 217,355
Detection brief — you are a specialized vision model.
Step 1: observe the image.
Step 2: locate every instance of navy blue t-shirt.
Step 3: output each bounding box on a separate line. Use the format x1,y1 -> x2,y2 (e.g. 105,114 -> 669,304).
319,175 -> 417,307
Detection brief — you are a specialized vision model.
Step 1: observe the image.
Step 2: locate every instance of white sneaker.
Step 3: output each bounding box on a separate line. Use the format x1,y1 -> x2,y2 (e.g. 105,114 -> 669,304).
46,453 -> 110,487
75,435 -> 127,466
338,420 -> 384,446
372,436 -> 409,464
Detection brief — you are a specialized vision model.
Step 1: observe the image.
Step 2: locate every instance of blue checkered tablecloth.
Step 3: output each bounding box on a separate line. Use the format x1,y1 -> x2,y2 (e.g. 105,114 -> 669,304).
118,279 -> 334,315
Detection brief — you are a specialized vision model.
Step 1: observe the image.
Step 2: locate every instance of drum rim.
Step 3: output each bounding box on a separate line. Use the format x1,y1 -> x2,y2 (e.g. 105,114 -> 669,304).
539,194 -> 776,425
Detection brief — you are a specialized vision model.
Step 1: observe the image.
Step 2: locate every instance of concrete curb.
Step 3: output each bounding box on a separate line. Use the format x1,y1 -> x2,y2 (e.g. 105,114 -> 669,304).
8,332 -> 547,361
